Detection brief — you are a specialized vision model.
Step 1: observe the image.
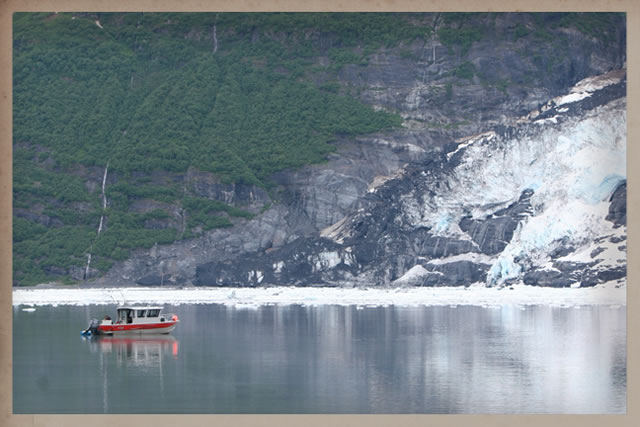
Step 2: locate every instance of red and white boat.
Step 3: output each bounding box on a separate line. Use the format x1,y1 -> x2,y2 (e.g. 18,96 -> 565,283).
82,306 -> 179,336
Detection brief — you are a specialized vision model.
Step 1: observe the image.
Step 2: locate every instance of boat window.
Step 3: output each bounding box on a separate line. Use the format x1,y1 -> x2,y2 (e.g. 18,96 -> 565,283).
147,309 -> 160,317
137,310 -> 146,318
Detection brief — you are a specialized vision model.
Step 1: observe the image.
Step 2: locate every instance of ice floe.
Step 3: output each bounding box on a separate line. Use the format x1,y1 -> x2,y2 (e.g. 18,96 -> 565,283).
12,283 -> 625,308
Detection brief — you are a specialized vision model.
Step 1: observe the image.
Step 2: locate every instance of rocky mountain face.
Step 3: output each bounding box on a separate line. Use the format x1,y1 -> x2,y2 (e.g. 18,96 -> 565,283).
19,12 -> 622,289
188,70 -> 626,289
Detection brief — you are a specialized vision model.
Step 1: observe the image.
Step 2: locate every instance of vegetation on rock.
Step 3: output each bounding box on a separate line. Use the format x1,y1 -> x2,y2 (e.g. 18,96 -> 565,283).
12,12 -> 625,285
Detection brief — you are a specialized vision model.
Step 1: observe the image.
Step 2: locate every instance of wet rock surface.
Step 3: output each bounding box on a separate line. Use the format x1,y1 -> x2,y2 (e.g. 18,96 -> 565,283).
606,182 -> 627,227
459,190 -> 534,255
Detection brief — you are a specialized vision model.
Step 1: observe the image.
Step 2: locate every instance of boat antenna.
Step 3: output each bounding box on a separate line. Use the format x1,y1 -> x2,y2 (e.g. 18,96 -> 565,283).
106,289 -> 126,306
106,290 -> 118,305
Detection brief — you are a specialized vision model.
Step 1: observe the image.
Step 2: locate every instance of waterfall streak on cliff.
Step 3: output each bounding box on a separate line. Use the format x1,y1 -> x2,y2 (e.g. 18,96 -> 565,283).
85,162 -> 110,279
84,254 -> 92,281
212,20 -> 218,54
97,162 -> 109,234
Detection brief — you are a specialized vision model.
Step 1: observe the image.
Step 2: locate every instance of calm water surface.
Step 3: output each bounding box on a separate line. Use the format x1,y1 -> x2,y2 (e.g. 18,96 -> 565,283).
13,304 -> 626,413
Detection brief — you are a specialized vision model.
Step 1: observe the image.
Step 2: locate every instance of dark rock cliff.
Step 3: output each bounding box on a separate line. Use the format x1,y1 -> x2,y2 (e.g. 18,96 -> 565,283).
85,13 -> 626,289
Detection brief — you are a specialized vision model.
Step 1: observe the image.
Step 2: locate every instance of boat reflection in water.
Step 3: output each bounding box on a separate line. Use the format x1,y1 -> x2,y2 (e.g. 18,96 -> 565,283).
84,335 -> 179,368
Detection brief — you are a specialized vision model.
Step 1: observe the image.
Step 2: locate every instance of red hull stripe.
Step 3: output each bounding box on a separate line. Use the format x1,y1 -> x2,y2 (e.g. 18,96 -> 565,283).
98,322 -> 177,332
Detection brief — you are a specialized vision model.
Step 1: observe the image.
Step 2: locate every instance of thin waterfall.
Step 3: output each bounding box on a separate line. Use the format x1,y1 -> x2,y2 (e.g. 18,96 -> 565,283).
97,162 -> 109,234
84,253 -> 92,280
84,162 -> 109,280
212,23 -> 218,53
212,14 -> 218,54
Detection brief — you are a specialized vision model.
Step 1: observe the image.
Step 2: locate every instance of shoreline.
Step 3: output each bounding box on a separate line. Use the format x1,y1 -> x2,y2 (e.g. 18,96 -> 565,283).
12,282 -> 626,308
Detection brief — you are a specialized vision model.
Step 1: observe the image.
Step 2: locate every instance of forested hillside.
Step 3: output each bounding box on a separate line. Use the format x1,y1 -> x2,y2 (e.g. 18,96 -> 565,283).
13,12 -> 624,286
13,12 -> 415,285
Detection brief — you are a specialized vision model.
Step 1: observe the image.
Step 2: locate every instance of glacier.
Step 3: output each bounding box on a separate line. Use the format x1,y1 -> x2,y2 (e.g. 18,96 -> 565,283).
402,92 -> 625,286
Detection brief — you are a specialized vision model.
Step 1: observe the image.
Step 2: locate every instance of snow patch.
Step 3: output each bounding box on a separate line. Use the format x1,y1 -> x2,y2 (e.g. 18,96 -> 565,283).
534,115 -> 559,125
517,69 -> 624,123
558,226 -> 626,269
554,69 -> 624,107
555,92 -> 591,106
427,252 -> 495,265
447,131 -> 497,160
310,251 -> 352,272
273,261 -> 284,274
248,270 -> 264,283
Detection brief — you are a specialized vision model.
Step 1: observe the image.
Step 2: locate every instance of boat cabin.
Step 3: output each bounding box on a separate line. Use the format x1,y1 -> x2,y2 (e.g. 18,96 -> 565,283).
113,306 -> 167,325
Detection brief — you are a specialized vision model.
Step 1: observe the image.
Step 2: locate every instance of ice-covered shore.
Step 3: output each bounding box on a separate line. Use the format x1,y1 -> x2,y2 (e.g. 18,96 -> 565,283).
12,283 -> 626,308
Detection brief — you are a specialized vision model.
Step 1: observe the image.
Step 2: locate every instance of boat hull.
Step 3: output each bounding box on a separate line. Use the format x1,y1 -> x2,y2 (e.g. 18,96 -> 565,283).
97,321 -> 178,335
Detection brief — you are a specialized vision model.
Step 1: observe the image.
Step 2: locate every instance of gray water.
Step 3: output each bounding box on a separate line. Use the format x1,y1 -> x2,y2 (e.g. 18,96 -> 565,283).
13,303 -> 626,414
